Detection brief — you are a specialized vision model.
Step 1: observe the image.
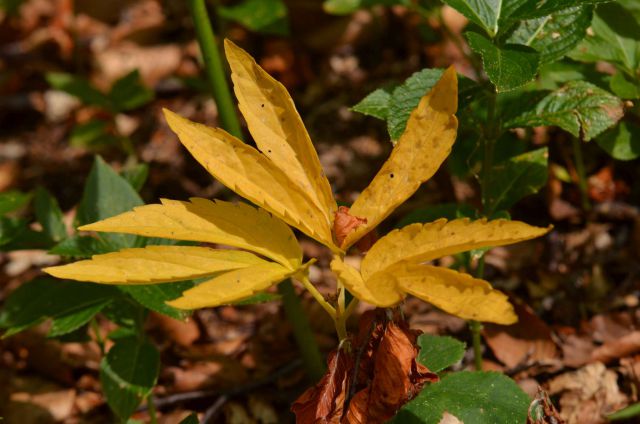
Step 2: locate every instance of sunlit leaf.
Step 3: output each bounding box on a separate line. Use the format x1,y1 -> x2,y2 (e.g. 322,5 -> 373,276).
44,246 -> 267,284
225,40 -> 336,220
343,67 -> 458,248
362,218 -> 550,280
163,109 -> 335,250
80,198 -> 302,268
219,0 -> 289,35
167,263 -> 293,309
417,334 -> 466,373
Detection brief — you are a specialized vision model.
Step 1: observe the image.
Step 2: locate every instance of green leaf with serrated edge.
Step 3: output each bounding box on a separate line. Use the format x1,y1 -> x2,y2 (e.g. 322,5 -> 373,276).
466,32 -> 540,92
219,0 -> 289,35
121,163 -> 149,192
119,282 -> 194,320
386,68 -> 480,140
76,156 -> 144,250
484,148 -> 548,214
569,2 -> 640,73
50,235 -> 113,258
0,278 -> 117,338
46,73 -> 112,110
596,122 -> 640,161
34,187 -> 66,242
396,204 -> 476,228
108,70 -> 153,112
503,0 -> 609,20
233,292 -> 282,305
100,336 -> 159,420
69,120 -> 119,148
505,6 -> 593,64
0,190 -> 31,215
179,413 -> 200,424
48,298 -> 111,337
442,0 -> 504,37
391,371 -> 530,423
352,88 -> 392,120
610,72 -> 640,99
417,334 -> 466,373
505,81 -> 623,141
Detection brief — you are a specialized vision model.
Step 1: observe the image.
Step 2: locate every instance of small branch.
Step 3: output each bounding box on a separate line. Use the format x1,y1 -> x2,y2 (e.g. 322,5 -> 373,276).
299,275 -> 337,319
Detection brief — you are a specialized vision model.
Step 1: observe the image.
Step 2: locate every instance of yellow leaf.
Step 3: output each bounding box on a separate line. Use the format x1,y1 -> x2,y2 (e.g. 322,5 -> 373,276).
167,262 -> 293,309
224,40 -> 336,219
362,218 -> 551,280
330,256 -> 403,306
343,66 -> 459,249
163,109 -> 337,250
80,198 -> 302,269
393,263 -> 517,324
44,246 -> 266,284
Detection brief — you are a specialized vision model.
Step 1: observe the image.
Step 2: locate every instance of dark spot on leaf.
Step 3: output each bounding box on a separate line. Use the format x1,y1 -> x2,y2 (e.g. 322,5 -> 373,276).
390,173 -> 394,178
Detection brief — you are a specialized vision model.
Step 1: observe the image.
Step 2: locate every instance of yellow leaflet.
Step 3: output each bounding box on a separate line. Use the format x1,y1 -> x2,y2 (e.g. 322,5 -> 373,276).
167,262 -> 292,309
44,246 -> 266,284
394,263 -> 517,324
80,198 -> 302,269
163,110 -> 336,250
361,218 -> 551,280
225,40 -> 336,219
343,67 -> 459,249
329,256 -> 391,306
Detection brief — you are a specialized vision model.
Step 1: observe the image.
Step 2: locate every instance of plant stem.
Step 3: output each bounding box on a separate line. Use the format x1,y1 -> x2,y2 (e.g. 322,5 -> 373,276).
469,320 -> 484,370
187,0 -> 243,139
300,275 -> 337,319
571,136 -> 591,211
278,279 -> 326,381
147,395 -> 158,424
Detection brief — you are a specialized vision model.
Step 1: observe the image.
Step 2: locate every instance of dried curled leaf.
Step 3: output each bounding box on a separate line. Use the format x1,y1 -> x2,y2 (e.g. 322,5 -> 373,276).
362,218 -> 551,280
163,109 -> 336,250
343,67 -> 459,249
166,262 -> 293,309
225,40 -> 336,219
44,246 -> 265,284
80,198 -> 302,269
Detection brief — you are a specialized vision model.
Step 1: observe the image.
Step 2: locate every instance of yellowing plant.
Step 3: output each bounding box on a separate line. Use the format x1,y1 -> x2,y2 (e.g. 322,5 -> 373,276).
45,40 -> 549,340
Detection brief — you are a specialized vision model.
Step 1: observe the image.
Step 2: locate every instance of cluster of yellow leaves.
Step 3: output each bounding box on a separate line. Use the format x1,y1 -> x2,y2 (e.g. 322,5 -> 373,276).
45,40 -> 550,324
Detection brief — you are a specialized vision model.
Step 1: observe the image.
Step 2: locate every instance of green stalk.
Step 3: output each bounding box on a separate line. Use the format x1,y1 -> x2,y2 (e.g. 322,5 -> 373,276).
571,136 -> 591,211
278,280 -> 326,381
147,395 -> 158,424
187,0 -> 325,381
187,0 -> 243,139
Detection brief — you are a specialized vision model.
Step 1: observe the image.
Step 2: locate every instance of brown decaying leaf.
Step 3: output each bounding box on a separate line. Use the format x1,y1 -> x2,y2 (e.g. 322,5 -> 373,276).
292,310 -> 438,424
527,386 -> 565,424
333,206 -> 367,247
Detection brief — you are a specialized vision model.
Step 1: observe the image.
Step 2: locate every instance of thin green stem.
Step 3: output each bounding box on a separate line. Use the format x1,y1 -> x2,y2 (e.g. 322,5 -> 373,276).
278,279 -> 326,381
469,320 -> 484,370
90,318 -> 105,356
482,90 -> 498,215
187,0 -> 243,139
571,136 -> 591,211
300,275 -> 337,319
147,395 -> 158,424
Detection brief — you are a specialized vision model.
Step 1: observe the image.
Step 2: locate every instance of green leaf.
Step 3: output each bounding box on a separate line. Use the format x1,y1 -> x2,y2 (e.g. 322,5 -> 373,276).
505,81 -> 624,140
484,148 -> 548,214
108,70 -> 154,112
417,334 -> 466,373
466,32 -> 540,92
50,235 -> 114,258
119,282 -> 194,320
0,190 -> 31,215
179,413 -> 200,424
219,0 -> 289,35
396,203 -> 476,228
76,156 -> 144,249
323,0 -> 408,15
100,336 -> 160,420
121,163 -> 149,192
596,122 -> 640,161
610,72 -> 640,99
391,371 -> 530,423
352,88 -> 392,120
233,292 -> 282,305
46,73 -> 111,110
0,217 -> 28,246
506,6 -> 593,64
385,68 -> 481,140
442,0 -> 503,37
69,120 -> 119,149
34,187 -> 67,243
503,0 -> 609,20
569,2 -> 640,73
0,277 -> 116,337
608,402 -> 640,421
